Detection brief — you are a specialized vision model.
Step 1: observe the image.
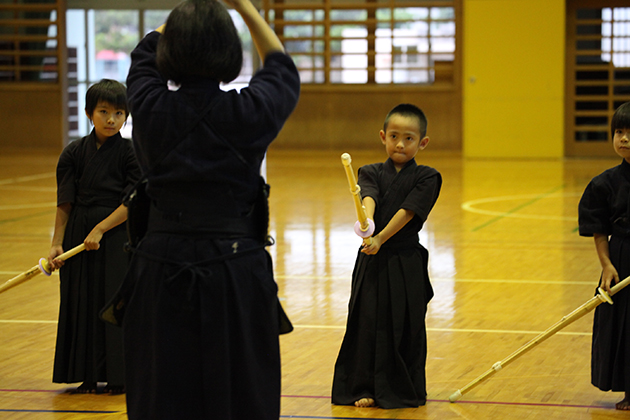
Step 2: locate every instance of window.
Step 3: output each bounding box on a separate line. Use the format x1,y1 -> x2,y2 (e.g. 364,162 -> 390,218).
0,2 -> 61,82
601,7 -> 630,67
262,0 -> 456,85
66,9 -> 139,138
66,8 -> 256,141
571,6 -> 630,144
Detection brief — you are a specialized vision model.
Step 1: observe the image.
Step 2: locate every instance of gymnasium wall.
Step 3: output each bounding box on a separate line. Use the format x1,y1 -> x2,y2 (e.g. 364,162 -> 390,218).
0,0 -> 568,157
0,85 -> 65,153
463,0 -> 565,158
272,87 -> 462,151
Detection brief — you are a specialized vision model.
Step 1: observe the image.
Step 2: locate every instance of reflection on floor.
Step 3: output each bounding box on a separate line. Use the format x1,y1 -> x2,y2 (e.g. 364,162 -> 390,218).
0,150 -> 625,419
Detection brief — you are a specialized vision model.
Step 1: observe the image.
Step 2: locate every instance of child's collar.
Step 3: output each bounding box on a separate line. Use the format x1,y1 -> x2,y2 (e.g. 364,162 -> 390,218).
385,157 -> 417,172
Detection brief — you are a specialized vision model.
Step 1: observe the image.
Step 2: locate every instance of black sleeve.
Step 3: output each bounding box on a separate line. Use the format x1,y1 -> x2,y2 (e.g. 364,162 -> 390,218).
358,164 -> 380,209
56,141 -> 79,206
400,168 -> 442,223
578,176 -> 612,237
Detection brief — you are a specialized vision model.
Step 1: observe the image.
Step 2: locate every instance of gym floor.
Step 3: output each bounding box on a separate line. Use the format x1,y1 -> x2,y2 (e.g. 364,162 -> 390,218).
0,149 -> 626,419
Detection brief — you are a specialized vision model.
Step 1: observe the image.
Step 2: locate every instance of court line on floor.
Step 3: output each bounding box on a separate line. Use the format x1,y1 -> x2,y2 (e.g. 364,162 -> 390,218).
291,325 -> 590,336
1,273 -> 595,286
0,321 -> 591,337
275,275 -> 595,286
281,416 -> 415,420
432,398 -> 609,409
0,389 -> 63,393
427,327 -> 590,336
0,172 -> 55,186
464,186 -> 571,231
280,396 -> 612,412
279,404 -> 612,419
0,388 -> 126,416
0,409 -> 120,414
463,191 -> 582,222
432,278 -> 594,285
0,185 -> 56,192
0,209 -> 54,225
0,271 -> 58,276
0,389 -> 612,412
0,202 -> 56,210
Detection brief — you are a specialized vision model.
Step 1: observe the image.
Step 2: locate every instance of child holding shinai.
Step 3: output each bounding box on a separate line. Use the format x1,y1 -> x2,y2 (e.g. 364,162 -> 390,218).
332,103 -> 442,408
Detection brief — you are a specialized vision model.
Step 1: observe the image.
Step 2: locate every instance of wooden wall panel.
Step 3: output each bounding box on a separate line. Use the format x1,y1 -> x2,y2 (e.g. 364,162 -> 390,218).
0,86 -> 64,152
272,88 -> 462,151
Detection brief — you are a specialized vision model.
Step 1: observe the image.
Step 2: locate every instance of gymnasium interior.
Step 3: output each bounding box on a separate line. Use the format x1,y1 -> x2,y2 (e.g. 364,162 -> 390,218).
1,0 -> 630,418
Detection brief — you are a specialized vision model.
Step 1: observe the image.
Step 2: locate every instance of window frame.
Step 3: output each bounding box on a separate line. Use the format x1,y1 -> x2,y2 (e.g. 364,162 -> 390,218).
262,0 -> 458,87
565,0 -> 630,157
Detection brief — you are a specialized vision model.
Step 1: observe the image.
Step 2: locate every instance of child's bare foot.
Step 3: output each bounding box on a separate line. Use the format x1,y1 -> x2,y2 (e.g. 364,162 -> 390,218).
616,393 -> 630,410
71,382 -> 97,394
355,397 -> 375,407
103,384 -> 125,395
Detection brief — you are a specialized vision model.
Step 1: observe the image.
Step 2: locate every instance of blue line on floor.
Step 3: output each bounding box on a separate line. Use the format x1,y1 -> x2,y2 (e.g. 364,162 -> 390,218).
0,409 -> 120,413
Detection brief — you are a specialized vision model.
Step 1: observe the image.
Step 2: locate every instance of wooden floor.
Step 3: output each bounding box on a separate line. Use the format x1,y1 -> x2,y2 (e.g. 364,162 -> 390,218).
0,148 -> 627,419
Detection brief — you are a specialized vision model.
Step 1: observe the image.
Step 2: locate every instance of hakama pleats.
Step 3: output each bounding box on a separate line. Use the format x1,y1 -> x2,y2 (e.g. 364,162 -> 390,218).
122,234 -> 281,420
53,204 -> 127,385
332,244 -> 433,408
591,234 -> 630,392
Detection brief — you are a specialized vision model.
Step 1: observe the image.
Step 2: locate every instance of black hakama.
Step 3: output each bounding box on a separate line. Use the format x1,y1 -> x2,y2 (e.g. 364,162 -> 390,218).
53,132 -> 140,385
579,158 -> 630,393
332,158 -> 441,408
122,234 -> 282,419
122,30 -> 300,420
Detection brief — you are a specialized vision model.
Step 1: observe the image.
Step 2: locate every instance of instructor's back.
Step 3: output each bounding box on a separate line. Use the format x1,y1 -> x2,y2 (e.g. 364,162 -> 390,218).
121,0 -> 300,418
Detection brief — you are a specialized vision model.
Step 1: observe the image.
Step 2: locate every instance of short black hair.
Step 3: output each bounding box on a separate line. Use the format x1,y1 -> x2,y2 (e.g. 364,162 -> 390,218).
85,79 -> 128,118
383,103 -> 428,138
611,102 -> 630,139
157,0 -> 243,84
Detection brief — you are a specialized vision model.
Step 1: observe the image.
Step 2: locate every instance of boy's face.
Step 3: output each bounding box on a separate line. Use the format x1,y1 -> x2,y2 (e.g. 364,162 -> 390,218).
380,114 -> 429,169
613,127 -> 630,163
86,100 -> 127,144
